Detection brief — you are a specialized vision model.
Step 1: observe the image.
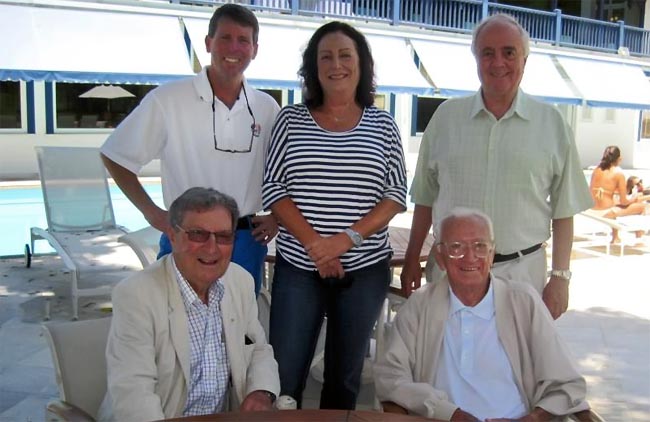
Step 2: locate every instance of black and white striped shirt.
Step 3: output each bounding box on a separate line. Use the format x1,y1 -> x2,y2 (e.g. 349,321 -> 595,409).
263,104 -> 407,271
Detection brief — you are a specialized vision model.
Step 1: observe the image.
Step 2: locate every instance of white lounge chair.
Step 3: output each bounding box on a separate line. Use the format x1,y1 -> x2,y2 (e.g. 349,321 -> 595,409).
577,211 -> 650,256
26,146 -> 141,319
117,225 -> 161,268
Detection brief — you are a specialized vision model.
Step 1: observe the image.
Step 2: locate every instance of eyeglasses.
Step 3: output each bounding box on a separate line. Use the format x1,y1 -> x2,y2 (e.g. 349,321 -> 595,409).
437,241 -> 494,260
176,225 -> 235,245
212,84 -> 256,153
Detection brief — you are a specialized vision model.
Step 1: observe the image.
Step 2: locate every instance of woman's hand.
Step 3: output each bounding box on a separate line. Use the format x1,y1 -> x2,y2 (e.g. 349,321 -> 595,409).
316,258 -> 345,279
306,233 -> 352,266
251,214 -> 278,245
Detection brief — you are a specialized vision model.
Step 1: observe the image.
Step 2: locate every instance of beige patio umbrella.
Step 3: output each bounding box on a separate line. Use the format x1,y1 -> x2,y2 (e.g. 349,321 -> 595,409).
79,84 -> 135,111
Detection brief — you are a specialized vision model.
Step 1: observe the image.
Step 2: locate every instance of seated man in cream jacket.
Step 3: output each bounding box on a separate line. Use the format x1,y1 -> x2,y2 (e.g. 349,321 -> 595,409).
375,207 -> 592,422
98,187 -> 279,421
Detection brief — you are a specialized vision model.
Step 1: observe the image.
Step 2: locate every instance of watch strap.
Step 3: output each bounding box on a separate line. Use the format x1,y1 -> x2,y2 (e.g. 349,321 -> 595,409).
548,269 -> 572,281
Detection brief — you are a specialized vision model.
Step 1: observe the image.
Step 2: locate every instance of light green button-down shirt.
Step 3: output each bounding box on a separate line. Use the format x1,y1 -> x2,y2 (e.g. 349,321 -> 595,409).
411,89 -> 592,254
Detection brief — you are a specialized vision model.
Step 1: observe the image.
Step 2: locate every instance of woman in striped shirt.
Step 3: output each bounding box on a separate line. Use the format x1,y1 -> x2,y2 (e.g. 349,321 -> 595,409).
262,21 -> 407,409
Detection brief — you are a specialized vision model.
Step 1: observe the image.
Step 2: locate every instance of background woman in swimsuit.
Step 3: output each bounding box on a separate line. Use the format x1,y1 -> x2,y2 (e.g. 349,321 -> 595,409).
589,145 -> 647,242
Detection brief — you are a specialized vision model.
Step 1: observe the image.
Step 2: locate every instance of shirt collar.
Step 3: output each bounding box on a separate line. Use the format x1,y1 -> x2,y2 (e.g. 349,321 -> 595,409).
469,88 -> 530,122
172,256 -> 224,309
448,278 -> 495,321
193,66 -> 252,107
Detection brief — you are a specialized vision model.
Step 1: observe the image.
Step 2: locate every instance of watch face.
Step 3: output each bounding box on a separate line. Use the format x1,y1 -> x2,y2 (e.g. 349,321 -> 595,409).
345,228 -> 363,246
352,233 -> 363,246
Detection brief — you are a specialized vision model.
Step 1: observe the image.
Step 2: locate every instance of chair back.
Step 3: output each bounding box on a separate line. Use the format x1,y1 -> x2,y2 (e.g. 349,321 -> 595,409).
257,287 -> 272,339
43,317 -> 112,419
118,226 -> 162,268
35,146 -> 116,232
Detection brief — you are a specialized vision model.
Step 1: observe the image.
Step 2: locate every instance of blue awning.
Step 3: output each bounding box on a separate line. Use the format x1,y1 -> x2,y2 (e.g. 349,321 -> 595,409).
184,18 -> 433,94
365,35 -> 433,95
556,56 -> 650,110
0,4 -> 194,84
410,38 -> 581,105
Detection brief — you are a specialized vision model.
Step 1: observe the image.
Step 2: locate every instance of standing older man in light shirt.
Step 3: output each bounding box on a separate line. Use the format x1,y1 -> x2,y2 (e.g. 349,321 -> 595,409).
400,14 -> 592,319
375,208 -> 591,421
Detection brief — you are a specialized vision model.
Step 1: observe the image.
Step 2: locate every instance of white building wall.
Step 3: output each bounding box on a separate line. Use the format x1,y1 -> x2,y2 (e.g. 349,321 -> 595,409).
573,106 -> 640,168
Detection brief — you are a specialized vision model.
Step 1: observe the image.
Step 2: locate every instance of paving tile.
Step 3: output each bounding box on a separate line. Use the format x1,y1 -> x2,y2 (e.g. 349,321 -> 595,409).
0,394 -> 53,422
0,365 -> 57,396
0,390 -> 27,414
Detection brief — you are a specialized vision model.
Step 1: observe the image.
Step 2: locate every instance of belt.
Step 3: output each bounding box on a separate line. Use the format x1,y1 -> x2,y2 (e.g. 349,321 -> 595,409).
493,243 -> 542,263
236,215 -> 255,230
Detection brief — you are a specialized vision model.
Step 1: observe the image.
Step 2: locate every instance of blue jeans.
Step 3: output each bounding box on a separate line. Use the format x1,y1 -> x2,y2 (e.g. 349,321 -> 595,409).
157,229 -> 267,296
269,253 -> 391,409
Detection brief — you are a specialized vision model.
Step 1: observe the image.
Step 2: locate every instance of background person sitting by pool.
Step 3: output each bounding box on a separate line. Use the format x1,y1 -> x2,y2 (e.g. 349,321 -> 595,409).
588,146 -> 647,243
627,176 -> 650,203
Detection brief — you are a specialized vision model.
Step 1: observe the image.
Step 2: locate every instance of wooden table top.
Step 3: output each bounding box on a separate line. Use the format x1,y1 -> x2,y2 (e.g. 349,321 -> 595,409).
158,409 -> 439,421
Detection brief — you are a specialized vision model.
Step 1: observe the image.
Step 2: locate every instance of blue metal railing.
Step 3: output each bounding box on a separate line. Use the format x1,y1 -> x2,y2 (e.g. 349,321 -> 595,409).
170,0 -> 650,57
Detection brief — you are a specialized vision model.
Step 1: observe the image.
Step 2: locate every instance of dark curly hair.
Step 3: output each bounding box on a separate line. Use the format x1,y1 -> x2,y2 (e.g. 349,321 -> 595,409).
299,21 -> 375,108
598,145 -> 621,170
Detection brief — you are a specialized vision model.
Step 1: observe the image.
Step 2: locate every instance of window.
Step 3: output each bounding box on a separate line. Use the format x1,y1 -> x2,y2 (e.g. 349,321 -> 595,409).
415,97 -> 446,133
55,83 -> 156,129
374,94 -> 387,110
641,110 -> 650,139
581,105 -> 593,121
605,108 -> 616,122
260,89 -> 283,107
0,81 -> 22,129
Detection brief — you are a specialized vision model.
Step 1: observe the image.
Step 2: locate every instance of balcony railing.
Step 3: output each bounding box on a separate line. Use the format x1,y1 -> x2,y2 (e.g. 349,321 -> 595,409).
171,0 -> 650,58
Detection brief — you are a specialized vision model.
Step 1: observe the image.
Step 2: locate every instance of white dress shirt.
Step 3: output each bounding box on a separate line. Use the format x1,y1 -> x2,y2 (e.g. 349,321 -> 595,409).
174,258 -> 230,416
434,282 -> 527,420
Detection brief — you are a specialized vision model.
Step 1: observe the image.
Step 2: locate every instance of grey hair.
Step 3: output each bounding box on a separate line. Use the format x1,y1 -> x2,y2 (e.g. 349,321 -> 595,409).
434,207 -> 495,243
471,13 -> 530,58
169,187 -> 240,231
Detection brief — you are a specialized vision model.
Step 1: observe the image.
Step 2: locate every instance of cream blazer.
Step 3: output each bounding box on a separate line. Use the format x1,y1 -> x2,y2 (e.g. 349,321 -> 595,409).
98,256 -> 279,421
374,274 -> 588,421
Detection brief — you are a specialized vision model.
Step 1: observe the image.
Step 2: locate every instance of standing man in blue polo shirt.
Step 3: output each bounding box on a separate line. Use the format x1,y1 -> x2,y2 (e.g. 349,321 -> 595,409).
400,14 -> 592,319
100,4 -> 280,296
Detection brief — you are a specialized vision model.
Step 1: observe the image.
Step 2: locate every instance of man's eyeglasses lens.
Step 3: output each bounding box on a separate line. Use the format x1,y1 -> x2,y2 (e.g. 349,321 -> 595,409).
441,241 -> 492,259
177,226 -> 235,244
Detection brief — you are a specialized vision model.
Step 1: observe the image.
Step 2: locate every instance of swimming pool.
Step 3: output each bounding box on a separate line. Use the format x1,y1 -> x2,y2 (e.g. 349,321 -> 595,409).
0,182 -> 163,257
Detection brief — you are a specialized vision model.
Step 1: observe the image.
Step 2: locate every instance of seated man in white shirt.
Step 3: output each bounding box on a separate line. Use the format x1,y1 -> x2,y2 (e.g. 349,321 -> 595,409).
374,207 -> 593,422
98,187 -> 279,421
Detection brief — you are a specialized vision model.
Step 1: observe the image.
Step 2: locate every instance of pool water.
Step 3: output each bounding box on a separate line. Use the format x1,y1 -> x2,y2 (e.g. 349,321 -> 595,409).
0,183 -> 163,257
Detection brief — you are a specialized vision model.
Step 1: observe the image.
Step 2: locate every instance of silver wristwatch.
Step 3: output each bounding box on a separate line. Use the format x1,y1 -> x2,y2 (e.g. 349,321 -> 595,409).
548,269 -> 572,281
344,228 -> 363,247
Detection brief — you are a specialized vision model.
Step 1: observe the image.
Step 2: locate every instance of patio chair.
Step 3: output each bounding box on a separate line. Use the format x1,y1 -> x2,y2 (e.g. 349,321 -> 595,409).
26,146 -> 141,319
43,317 -> 111,421
117,225 -> 161,268
577,211 -> 650,256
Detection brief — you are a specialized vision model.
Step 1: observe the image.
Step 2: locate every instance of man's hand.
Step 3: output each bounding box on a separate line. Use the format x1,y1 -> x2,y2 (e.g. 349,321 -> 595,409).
399,256 -> 423,297
239,390 -> 275,412
251,214 -> 278,245
450,408 -> 481,421
542,276 -> 569,319
306,233 -> 351,266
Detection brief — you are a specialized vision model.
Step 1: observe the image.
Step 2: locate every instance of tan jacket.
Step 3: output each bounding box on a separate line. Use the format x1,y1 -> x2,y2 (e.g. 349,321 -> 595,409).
374,274 -> 588,421
98,257 -> 279,421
